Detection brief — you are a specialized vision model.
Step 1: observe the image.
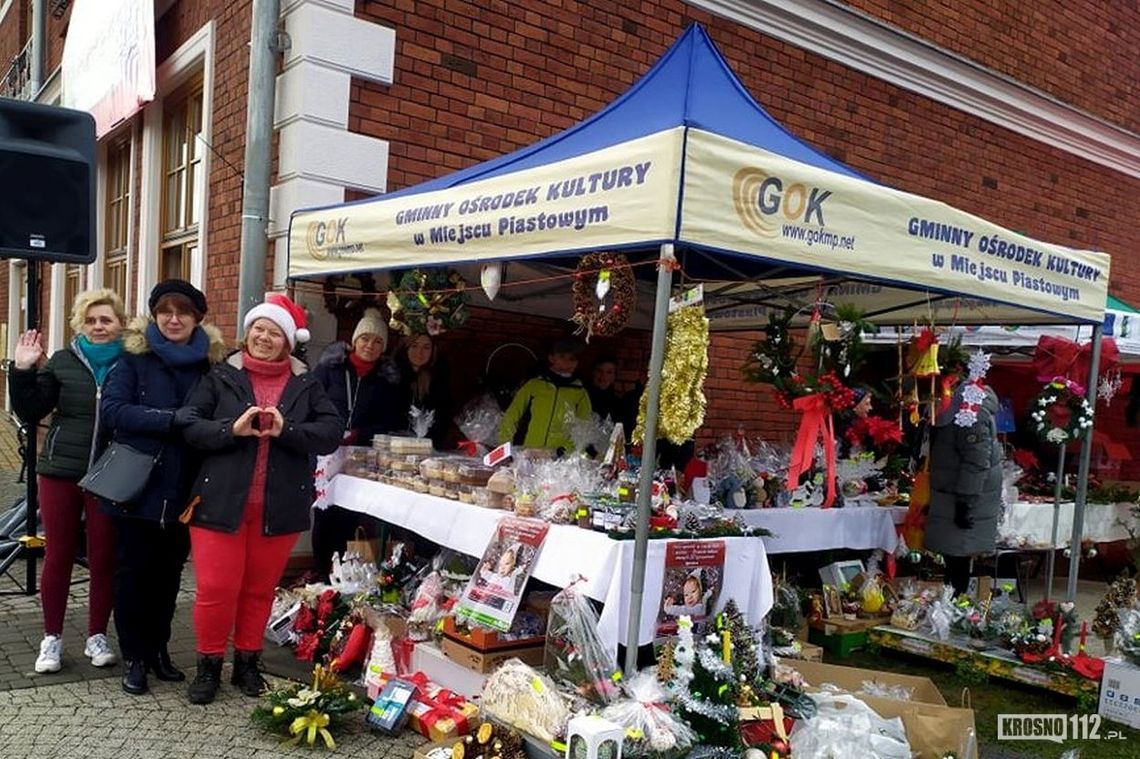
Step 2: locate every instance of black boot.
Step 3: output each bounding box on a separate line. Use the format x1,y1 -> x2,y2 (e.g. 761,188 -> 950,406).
147,649 -> 186,682
121,659 -> 148,695
231,649 -> 268,697
187,654 -> 224,705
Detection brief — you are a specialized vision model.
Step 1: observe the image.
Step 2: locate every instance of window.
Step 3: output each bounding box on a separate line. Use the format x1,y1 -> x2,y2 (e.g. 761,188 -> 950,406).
104,137 -> 131,301
159,79 -> 203,283
62,265 -> 83,340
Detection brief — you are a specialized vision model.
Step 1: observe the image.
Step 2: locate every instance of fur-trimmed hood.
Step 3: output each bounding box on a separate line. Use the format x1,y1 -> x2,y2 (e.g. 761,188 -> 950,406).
122,316 -> 228,363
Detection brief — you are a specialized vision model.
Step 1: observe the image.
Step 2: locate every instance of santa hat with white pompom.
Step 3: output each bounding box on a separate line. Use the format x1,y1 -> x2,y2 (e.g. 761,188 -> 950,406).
243,293 -> 310,348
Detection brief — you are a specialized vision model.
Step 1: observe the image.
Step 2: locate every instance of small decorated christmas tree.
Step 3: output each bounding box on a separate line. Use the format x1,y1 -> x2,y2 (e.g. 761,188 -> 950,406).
1093,575 -> 1137,641
667,616 -> 742,758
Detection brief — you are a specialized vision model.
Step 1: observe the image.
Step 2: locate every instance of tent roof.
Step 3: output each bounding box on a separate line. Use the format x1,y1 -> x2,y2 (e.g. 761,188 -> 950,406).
341,25 -> 864,208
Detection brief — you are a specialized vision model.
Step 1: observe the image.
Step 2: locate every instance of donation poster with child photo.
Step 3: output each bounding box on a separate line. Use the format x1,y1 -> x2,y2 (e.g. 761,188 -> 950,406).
455,516 -> 550,631
656,540 -> 725,638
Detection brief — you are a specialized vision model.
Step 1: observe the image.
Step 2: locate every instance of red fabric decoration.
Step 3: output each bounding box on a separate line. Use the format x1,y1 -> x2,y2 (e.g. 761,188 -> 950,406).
330,622 -> 372,673
787,393 -> 837,507
1032,335 -> 1119,388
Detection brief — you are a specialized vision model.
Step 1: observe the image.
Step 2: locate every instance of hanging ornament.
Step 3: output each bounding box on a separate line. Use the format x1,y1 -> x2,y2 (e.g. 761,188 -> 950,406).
1098,369 -> 1123,406
480,263 -> 503,301
953,351 -> 992,428
571,252 -> 635,341
911,328 -> 941,378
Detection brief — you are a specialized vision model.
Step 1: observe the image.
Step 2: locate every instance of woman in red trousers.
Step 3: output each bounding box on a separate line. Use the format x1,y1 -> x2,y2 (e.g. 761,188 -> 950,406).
179,294 -> 342,704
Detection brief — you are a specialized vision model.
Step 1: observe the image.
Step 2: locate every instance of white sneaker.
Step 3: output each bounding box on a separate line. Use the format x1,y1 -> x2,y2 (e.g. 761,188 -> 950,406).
84,634 -> 118,668
34,635 -> 62,674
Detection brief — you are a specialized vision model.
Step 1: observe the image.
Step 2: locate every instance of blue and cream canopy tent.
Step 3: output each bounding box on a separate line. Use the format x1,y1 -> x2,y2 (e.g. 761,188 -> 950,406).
290,24 -> 1108,328
288,24 -> 1112,656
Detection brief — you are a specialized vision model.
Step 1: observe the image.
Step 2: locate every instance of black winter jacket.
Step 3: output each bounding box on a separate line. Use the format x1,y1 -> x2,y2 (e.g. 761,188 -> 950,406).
182,353 -> 343,536
99,319 -> 226,524
311,342 -> 402,443
8,340 -> 115,479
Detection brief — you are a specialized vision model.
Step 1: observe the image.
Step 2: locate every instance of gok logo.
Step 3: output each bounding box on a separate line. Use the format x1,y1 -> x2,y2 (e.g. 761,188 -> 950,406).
732,168 -> 832,237
305,217 -> 349,260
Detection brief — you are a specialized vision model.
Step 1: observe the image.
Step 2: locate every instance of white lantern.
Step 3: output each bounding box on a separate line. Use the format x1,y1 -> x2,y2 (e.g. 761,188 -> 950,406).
565,715 -> 623,759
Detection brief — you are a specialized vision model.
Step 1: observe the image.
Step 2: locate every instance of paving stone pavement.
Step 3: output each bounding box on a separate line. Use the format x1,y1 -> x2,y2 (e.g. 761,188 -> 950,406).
0,413 -> 426,758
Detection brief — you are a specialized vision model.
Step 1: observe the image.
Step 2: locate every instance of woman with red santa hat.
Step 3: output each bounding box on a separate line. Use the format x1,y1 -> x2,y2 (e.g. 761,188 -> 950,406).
178,294 -> 342,704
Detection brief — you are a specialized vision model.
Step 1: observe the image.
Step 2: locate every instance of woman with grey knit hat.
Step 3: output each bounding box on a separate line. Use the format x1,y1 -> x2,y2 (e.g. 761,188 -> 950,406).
310,307 -> 402,578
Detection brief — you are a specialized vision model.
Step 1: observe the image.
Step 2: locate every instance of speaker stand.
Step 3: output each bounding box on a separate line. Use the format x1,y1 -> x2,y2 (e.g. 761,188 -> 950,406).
1,262 -> 40,597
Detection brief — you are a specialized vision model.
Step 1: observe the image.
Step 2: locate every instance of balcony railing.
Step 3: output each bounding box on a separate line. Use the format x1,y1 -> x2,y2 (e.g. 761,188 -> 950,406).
2,39 -> 33,101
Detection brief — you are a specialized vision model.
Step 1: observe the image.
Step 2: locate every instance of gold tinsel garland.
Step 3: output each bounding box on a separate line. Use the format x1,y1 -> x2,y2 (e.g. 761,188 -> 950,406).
634,304 -> 709,445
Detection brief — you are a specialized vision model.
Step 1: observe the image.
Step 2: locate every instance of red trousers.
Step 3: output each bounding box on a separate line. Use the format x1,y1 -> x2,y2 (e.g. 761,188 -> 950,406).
38,475 -> 115,637
190,498 -> 297,654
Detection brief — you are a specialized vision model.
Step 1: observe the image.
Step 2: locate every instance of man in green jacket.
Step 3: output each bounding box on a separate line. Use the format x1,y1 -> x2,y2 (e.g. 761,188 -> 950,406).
499,338 -> 592,454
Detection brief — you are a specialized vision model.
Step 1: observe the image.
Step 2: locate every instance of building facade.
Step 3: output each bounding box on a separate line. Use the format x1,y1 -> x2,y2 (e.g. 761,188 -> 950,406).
1,0 -> 1138,454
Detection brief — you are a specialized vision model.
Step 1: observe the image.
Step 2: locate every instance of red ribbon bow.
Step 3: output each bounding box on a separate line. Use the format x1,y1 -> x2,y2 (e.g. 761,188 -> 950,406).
787,393 -> 837,507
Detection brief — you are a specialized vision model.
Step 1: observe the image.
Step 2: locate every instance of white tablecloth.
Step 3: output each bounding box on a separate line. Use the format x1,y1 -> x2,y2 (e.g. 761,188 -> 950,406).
998,501 -> 1138,548
735,506 -> 900,554
329,475 -> 773,653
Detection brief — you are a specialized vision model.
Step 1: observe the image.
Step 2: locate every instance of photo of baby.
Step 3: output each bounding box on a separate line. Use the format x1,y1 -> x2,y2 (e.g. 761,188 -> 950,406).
476,541 -> 529,596
456,516 -> 550,632
656,540 -> 725,638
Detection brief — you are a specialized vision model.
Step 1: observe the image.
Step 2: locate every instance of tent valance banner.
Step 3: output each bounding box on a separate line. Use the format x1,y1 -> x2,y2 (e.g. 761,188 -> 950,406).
680,130 -> 1110,325
61,0 -> 156,138
289,130 -> 683,278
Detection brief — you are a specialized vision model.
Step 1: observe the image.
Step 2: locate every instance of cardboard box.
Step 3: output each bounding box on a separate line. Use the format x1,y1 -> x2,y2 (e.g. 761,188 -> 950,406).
808,616 -> 881,657
1099,657 -> 1140,729
786,659 -> 947,705
411,640 -> 487,699
783,660 -> 974,755
440,634 -> 545,674
442,615 -> 545,651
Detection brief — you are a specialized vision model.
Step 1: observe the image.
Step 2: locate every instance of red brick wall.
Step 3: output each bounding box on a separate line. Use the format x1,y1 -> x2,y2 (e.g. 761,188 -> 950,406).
350,0 -> 1140,445
838,0 -> 1139,132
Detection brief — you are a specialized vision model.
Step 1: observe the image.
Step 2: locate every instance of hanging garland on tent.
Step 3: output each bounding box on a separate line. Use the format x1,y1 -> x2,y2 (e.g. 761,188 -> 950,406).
1030,377 -> 1094,445
571,252 -> 636,340
634,302 -> 709,445
386,268 -> 469,336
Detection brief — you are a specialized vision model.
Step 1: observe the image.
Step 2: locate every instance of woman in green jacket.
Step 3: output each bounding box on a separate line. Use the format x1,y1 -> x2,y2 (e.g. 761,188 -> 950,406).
9,289 -> 127,675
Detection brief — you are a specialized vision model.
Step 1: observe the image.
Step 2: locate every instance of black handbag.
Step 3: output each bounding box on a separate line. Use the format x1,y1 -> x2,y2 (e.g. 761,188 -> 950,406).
78,442 -> 157,506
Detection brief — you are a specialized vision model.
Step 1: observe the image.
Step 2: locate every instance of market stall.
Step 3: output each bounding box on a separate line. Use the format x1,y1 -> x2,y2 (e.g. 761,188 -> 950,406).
289,23 -> 1112,658
259,23 -> 1126,757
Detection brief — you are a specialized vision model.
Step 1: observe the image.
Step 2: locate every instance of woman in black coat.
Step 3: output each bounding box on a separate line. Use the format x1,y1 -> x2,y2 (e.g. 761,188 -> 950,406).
310,307 -> 402,578
180,294 -> 342,704
100,280 -> 225,696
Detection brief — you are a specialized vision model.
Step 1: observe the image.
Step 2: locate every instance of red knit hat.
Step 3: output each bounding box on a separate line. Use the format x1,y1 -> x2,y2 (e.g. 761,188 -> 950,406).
244,293 -> 310,348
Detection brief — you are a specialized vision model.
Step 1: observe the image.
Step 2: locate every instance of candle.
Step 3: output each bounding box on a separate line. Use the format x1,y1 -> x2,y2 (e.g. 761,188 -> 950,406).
722,631 -> 732,664
1079,620 -> 1088,653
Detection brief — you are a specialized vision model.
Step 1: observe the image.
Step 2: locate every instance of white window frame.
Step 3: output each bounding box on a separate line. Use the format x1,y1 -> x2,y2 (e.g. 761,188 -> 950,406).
93,121 -> 139,313
138,20 -> 215,309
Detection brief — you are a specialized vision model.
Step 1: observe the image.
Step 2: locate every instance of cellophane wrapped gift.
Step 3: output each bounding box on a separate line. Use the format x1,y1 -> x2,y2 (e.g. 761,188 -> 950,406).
543,581 -> 621,703
481,659 -> 570,743
600,670 -> 697,758
530,457 -> 604,523
455,394 -> 504,452
926,585 -> 957,641
564,407 -> 614,456
409,405 -> 436,440
1117,608 -> 1140,667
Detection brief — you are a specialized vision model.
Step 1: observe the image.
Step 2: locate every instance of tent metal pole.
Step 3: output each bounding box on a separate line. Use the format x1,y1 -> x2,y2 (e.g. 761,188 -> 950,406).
1065,322 -> 1103,602
624,243 -> 675,674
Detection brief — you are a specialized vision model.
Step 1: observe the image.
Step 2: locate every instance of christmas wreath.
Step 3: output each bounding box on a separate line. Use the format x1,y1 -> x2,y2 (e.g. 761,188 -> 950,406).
250,664 -> 363,749
386,268 -> 469,336
1030,377 -> 1094,445
571,252 -> 636,340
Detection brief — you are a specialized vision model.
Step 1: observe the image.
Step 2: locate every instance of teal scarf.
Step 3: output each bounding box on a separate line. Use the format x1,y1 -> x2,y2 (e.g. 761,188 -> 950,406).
76,335 -> 123,385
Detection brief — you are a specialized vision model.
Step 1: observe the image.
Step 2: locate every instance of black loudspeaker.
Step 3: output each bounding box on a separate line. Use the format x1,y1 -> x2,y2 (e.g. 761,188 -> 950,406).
0,98 -> 96,264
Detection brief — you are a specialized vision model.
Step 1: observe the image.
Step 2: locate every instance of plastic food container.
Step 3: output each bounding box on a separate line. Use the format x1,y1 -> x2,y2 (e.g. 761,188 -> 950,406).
457,463 -> 494,487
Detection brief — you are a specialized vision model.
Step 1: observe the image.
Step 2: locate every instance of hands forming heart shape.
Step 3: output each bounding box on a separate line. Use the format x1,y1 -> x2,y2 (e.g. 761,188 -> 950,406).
233,405 -> 284,438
